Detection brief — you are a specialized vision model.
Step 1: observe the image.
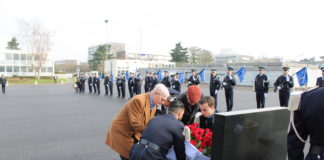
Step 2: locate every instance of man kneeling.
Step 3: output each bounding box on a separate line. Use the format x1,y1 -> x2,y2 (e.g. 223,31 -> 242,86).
129,101 -> 186,160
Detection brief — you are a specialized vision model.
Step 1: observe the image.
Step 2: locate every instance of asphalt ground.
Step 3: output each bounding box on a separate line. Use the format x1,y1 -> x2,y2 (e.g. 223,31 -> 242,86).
0,83 -> 308,160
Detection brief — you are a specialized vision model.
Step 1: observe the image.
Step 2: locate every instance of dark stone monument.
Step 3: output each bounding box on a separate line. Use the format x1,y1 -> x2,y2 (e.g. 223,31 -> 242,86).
212,107 -> 290,160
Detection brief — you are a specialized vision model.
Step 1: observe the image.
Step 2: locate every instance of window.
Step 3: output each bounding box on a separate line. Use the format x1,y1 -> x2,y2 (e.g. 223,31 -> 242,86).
14,66 -> 19,72
0,66 -> 4,72
21,66 -> 27,72
20,54 -> 26,60
6,54 -> 13,60
41,67 -> 46,72
28,66 -> 33,72
47,67 -> 53,72
13,54 -> 19,60
27,55 -> 33,61
6,66 -> 12,72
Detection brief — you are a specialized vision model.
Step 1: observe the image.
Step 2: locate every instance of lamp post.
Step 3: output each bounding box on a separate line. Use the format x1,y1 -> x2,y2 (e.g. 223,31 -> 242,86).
104,20 -> 109,76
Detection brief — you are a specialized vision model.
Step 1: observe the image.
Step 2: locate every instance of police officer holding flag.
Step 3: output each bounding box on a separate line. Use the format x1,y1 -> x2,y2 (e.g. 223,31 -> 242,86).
254,67 -> 269,108
274,67 -> 294,107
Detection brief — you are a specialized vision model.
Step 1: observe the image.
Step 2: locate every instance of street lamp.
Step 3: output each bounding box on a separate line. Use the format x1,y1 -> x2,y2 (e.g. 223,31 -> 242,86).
104,20 -> 109,75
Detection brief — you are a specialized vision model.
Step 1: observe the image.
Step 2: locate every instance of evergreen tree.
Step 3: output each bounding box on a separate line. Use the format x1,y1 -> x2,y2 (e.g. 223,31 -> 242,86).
170,42 -> 189,63
6,37 -> 20,50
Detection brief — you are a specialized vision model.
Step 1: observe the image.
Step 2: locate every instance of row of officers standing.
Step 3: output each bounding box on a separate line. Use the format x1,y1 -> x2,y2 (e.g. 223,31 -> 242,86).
75,66 -> 324,111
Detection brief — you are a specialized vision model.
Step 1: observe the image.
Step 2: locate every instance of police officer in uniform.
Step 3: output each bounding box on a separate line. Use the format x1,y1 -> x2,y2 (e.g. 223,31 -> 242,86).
116,73 -> 126,98
134,72 -> 142,95
88,74 -> 93,93
274,67 -> 294,107
316,67 -> 324,87
108,74 -> 113,96
188,69 -> 200,87
155,88 -> 180,116
171,73 -> 181,93
129,101 -> 186,160
93,74 -> 97,94
161,71 -> 171,88
104,73 -> 110,95
95,74 -> 101,94
128,72 -> 135,98
210,69 -> 221,110
254,67 -> 269,109
80,74 -> 86,93
222,67 -> 236,112
0,74 -> 6,93
144,71 -> 152,92
288,87 -> 324,160
151,73 -> 158,90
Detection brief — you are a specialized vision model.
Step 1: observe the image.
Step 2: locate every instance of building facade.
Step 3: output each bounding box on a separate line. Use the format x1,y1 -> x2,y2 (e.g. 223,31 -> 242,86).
215,53 -> 254,64
0,49 -> 54,77
88,43 -> 125,61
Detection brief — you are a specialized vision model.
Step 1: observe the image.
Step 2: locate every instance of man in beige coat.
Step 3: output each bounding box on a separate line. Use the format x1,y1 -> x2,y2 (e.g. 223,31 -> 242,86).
105,84 -> 170,160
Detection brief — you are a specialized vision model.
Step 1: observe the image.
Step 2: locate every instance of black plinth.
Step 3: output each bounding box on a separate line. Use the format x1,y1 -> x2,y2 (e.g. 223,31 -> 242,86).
212,107 -> 290,160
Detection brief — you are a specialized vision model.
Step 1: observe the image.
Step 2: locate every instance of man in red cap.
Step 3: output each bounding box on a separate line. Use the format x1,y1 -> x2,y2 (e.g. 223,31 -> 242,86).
176,85 -> 203,125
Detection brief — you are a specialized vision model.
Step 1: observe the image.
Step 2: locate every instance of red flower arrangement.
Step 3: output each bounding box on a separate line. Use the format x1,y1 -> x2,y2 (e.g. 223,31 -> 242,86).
186,123 -> 213,156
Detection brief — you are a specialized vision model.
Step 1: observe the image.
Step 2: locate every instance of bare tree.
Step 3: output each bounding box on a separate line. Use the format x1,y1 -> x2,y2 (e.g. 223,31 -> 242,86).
188,47 -> 201,65
19,20 -> 53,81
199,49 -> 214,64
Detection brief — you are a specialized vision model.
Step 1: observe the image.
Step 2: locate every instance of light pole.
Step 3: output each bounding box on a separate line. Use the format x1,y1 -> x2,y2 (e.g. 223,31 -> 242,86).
104,20 -> 109,76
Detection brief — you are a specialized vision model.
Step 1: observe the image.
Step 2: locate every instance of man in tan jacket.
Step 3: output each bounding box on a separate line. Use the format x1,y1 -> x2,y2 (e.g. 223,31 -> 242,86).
105,84 -> 170,160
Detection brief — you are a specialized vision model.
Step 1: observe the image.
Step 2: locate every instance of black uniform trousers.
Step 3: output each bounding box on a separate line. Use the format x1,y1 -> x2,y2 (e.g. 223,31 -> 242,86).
88,84 -> 92,93
93,84 -> 97,93
135,85 -> 141,95
117,85 -> 125,98
210,89 -> 218,110
279,91 -> 290,107
104,84 -> 109,95
109,83 -> 113,95
256,91 -> 266,108
129,86 -> 134,98
144,86 -> 150,93
96,83 -> 100,94
225,89 -> 233,111
2,84 -> 5,93
130,143 -> 167,160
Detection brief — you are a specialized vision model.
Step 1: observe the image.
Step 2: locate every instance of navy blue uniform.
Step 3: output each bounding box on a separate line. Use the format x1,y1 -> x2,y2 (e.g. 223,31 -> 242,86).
254,74 -> 269,108
188,75 -> 200,87
93,77 -> 97,93
80,77 -> 85,93
88,76 -> 93,93
117,76 -> 126,98
144,76 -> 152,92
171,78 -> 181,93
104,76 -> 110,95
222,75 -> 236,111
0,77 -> 6,93
134,75 -> 142,95
128,76 -> 135,98
274,75 -> 294,107
316,77 -> 324,87
210,75 -> 221,109
288,87 -> 324,160
151,77 -> 158,90
94,77 -> 100,94
129,114 -> 186,160
161,76 -> 171,88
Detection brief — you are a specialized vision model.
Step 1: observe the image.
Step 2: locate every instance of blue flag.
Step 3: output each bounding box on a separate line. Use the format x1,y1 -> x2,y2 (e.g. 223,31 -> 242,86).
237,67 -> 246,83
296,67 -> 308,86
157,70 -> 163,81
110,74 -> 114,82
125,71 -> 129,81
199,69 -> 205,82
179,72 -> 185,84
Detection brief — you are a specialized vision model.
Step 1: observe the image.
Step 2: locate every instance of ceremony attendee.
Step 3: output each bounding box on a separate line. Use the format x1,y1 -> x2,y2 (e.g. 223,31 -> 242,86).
95,74 -> 100,94
88,74 -> 93,93
161,71 -> 171,88
80,74 -> 86,93
104,73 -> 110,95
171,73 -> 181,93
316,67 -> 324,87
105,84 -> 170,160
188,69 -> 200,87
156,87 -> 180,116
274,67 -> 294,107
108,73 -> 113,96
134,72 -> 142,95
144,71 -> 152,92
222,67 -> 236,111
128,72 -> 135,98
177,85 -> 202,125
93,74 -> 97,94
129,101 -> 186,160
194,96 -> 216,129
116,73 -> 126,98
209,69 -> 221,110
254,67 -> 269,108
151,73 -> 158,89
288,87 -> 324,160
0,74 -> 6,93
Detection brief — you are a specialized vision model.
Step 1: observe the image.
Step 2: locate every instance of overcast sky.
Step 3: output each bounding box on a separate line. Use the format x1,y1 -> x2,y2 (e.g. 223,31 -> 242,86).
1,0 -> 324,62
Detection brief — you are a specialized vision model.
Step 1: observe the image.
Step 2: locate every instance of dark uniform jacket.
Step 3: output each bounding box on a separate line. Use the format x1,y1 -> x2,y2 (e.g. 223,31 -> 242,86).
274,75 -> 294,93
171,78 -> 181,92
210,76 -> 221,91
288,87 -> 324,160
177,92 -> 201,125
254,74 -> 269,93
316,77 -> 324,87
144,76 -> 152,89
188,75 -> 200,86
161,76 -> 171,88
104,76 -> 110,86
130,114 -> 186,160
134,75 -> 142,87
88,77 -> 93,85
151,77 -> 158,89
0,78 -> 6,86
128,76 -> 135,87
117,77 -> 126,87
222,75 -> 236,90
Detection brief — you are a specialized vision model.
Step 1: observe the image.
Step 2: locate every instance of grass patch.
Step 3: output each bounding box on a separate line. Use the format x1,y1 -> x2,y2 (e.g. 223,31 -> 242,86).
7,77 -> 68,85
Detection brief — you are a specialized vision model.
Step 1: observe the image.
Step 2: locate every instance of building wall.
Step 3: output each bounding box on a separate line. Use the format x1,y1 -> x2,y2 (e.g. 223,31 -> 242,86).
0,50 -> 54,77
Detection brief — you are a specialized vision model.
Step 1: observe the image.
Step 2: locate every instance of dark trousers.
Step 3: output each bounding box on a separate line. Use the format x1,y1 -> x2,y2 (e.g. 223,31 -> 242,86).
104,84 -> 109,95
279,92 -> 290,107
144,86 -> 150,93
130,143 -> 167,160
117,85 -> 125,98
81,84 -> 85,93
109,83 -> 113,95
135,85 -> 141,95
256,91 -> 265,108
225,89 -> 233,111
210,89 -> 218,110
129,86 -> 134,98
93,84 -> 97,93
96,85 -> 100,94
2,85 -> 5,93
305,153 -> 324,160
88,84 -> 92,93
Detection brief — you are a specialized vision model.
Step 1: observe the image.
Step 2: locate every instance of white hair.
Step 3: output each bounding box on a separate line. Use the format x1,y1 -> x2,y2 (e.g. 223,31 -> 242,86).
152,84 -> 170,98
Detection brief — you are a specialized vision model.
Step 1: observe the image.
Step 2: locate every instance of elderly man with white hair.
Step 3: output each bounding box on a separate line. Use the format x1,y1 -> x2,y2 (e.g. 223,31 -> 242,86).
105,84 -> 170,160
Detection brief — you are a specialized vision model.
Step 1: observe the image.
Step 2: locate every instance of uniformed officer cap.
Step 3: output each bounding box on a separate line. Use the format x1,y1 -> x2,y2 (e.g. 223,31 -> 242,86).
164,71 -> 169,73
168,88 -> 180,96
146,71 -> 151,74
227,67 -> 234,71
282,67 -> 290,71
175,72 -> 180,75
191,69 -> 197,72
211,69 -> 217,72
121,72 -> 125,75
258,66 -> 265,70
320,67 -> 324,71
153,72 -> 157,75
